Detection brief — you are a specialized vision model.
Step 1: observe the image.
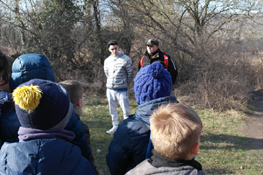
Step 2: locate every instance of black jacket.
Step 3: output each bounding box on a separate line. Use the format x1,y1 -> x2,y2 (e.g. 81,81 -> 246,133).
138,49 -> 178,84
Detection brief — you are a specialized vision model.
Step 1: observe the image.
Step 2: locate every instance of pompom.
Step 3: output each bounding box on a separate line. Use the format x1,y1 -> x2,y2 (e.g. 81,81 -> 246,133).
12,84 -> 42,112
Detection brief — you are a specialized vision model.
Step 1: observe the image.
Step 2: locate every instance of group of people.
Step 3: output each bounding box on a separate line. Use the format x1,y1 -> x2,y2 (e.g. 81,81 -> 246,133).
0,39 -> 204,175
104,39 -> 178,135
0,53 -> 97,174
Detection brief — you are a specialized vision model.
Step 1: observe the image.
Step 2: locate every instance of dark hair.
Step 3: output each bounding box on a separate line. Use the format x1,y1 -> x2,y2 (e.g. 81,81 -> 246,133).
0,52 -> 9,85
107,40 -> 118,48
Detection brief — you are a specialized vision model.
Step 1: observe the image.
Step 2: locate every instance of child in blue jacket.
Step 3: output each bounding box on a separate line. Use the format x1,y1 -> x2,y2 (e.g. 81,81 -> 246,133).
0,79 -> 96,175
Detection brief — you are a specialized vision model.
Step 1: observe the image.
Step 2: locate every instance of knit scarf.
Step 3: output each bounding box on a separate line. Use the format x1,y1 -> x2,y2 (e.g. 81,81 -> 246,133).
18,127 -> 75,142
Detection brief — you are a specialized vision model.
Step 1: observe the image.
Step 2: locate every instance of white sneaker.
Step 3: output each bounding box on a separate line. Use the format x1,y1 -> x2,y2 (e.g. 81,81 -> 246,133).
106,126 -> 118,135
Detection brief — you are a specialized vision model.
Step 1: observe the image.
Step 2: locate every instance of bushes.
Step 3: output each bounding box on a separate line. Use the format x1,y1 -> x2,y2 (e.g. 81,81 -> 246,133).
175,52 -> 263,111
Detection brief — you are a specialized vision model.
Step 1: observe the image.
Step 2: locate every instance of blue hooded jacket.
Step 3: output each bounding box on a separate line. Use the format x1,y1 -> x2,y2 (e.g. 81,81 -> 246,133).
0,139 -> 96,175
106,96 -> 179,175
0,53 -> 94,165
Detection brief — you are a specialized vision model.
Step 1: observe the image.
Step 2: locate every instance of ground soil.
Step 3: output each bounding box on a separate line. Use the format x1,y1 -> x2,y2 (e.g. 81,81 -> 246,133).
245,90 -> 263,153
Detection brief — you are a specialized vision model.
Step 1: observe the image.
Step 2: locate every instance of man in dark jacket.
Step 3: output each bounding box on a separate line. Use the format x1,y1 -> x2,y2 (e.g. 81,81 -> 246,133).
138,39 -> 178,84
106,62 -> 179,175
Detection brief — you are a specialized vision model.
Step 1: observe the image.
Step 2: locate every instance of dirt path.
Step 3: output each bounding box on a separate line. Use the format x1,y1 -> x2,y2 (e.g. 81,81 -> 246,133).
245,90 -> 263,152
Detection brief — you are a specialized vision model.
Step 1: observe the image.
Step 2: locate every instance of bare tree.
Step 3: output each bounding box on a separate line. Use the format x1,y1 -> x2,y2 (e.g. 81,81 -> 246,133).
1,0 -> 82,61
108,0 -> 263,60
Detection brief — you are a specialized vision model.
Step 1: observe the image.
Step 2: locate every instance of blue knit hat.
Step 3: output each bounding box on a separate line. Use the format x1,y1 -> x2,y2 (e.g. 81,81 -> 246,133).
12,79 -> 73,130
134,62 -> 172,105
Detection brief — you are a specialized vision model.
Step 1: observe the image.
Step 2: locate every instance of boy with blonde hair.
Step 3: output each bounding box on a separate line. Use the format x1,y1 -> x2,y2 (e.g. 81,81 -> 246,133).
58,80 -> 84,119
59,80 -> 99,174
126,103 -> 204,175
59,80 -> 91,144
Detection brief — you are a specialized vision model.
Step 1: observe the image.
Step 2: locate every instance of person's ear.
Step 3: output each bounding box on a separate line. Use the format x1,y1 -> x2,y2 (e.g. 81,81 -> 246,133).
76,98 -> 82,108
191,141 -> 200,156
0,79 -> 5,85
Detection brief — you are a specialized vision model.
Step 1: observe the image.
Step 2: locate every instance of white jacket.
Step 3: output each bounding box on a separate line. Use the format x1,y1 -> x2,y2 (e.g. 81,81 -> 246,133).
104,52 -> 133,89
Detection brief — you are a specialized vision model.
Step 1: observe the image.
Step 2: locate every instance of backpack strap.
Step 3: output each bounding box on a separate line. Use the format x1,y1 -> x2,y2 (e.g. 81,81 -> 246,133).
163,54 -> 169,71
140,55 -> 145,68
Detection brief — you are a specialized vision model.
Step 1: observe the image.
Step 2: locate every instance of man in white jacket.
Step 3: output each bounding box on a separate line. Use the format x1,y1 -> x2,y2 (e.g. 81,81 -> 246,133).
104,40 -> 134,135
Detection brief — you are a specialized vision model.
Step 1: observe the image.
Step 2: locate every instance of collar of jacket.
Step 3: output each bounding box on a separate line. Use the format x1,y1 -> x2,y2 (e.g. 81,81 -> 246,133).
134,96 -> 178,128
111,51 -> 124,58
18,127 -> 75,142
150,149 -> 203,170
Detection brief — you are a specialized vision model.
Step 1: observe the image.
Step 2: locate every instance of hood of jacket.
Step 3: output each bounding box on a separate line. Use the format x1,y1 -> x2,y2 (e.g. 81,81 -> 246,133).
9,53 -> 55,92
134,96 -> 178,128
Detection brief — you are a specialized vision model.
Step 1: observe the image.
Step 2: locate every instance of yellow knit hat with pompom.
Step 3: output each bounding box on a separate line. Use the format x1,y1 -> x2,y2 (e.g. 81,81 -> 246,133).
13,84 -> 42,112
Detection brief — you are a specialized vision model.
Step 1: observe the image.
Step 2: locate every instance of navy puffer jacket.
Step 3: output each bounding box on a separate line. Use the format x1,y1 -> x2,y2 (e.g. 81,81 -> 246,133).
0,53 -> 93,163
0,139 -> 96,175
106,96 -> 179,175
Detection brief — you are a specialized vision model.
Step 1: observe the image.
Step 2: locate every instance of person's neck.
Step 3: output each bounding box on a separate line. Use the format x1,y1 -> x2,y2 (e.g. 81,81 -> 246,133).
185,154 -> 195,160
148,49 -> 159,57
113,52 -> 119,56
73,105 -> 83,118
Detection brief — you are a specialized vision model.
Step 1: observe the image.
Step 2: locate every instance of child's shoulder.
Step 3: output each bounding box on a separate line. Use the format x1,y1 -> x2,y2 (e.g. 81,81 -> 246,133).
0,90 -> 13,115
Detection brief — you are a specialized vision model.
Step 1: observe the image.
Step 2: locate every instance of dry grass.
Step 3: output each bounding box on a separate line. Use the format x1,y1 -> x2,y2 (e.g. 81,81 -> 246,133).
81,97 -> 263,175
174,52 -> 263,112
197,108 -> 262,174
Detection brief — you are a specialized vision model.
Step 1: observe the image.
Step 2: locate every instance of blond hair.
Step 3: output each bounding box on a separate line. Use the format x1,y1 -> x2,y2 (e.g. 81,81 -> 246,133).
150,103 -> 203,160
58,80 -> 83,106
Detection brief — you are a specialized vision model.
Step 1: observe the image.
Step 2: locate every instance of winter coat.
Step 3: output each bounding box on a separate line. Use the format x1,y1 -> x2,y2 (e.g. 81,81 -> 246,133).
0,91 -> 14,145
106,96 -> 179,175
139,49 -> 178,84
0,138 -> 96,175
126,150 -> 204,175
0,90 -> 20,144
0,53 -> 94,166
104,52 -> 133,89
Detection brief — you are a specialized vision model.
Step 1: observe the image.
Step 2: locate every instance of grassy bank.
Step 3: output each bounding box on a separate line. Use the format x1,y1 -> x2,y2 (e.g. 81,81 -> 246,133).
81,97 -> 262,175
